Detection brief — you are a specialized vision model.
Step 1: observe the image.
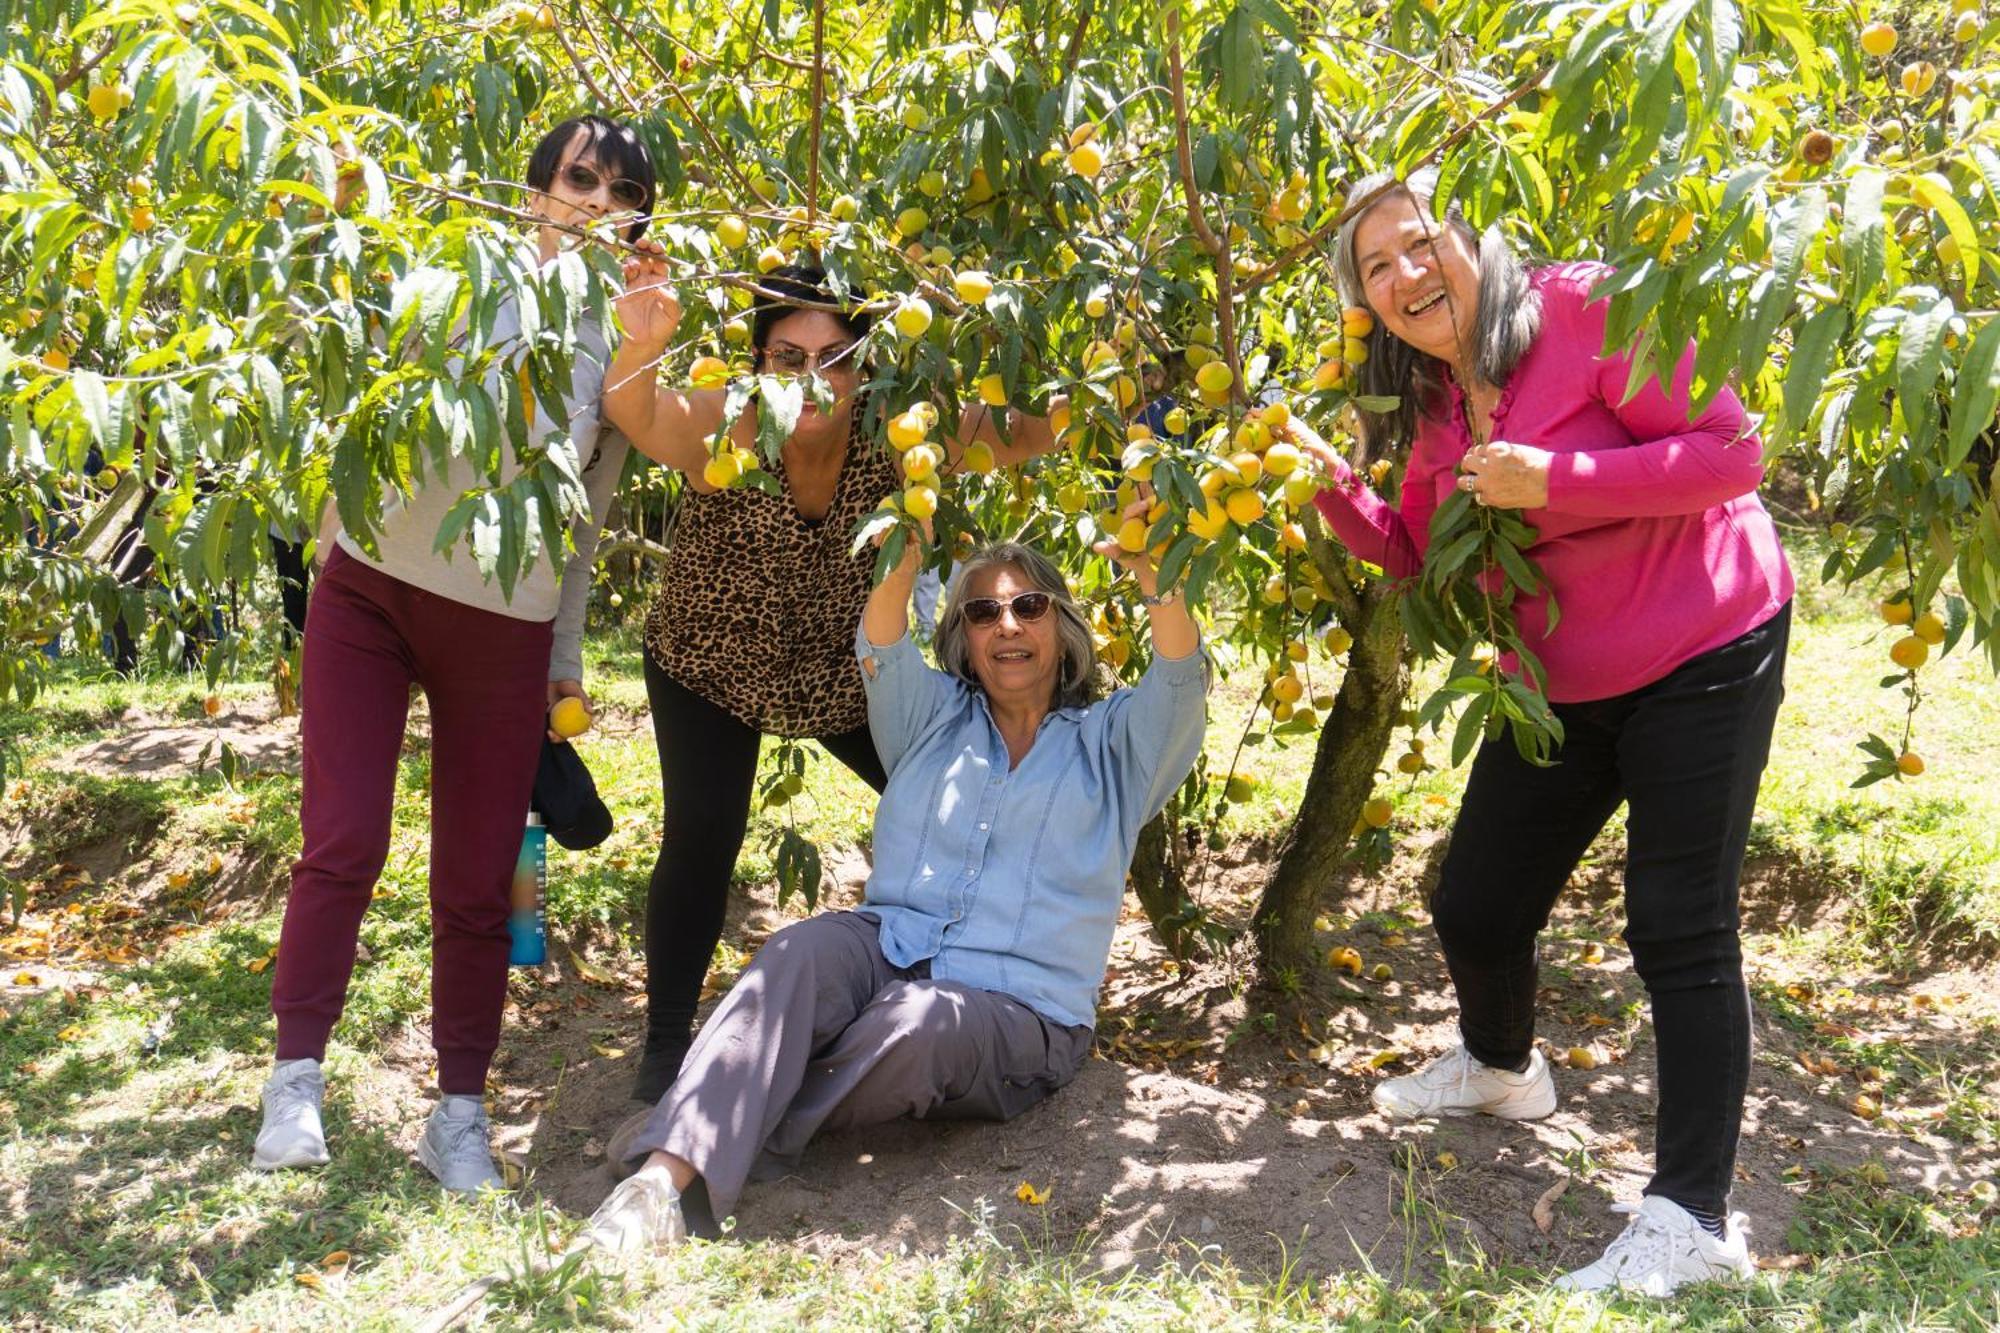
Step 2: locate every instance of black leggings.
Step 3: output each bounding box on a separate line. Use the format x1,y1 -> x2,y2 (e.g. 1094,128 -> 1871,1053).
1430,603 -> 1789,1218
641,658 -> 887,1068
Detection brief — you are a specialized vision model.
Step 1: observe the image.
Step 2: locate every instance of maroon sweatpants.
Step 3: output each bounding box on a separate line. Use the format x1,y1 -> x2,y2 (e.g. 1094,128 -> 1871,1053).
272,547 -> 552,1093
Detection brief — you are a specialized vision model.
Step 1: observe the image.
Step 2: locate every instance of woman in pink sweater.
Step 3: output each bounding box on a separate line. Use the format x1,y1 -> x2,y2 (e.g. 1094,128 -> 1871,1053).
1299,169 -> 1793,1298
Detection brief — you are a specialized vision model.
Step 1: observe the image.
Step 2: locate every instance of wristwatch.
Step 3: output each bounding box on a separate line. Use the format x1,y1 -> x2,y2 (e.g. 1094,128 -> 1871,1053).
1141,587 -> 1179,608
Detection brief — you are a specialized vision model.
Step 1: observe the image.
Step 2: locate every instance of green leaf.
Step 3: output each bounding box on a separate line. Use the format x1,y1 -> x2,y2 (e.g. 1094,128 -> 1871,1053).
1427,487 -> 1473,541
1450,690 -> 1494,766
1236,0 -> 1300,42
1492,536 -> 1540,593
1155,532 -> 1200,593
1425,528 -> 1483,584
1896,298 -> 1953,434
201,495 -> 236,586
1635,0 -> 1701,95
851,509 -> 900,558
1747,0 -> 1825,91
773,827 -> 823,914
1696,0 -> 1743,124
1503,144 -> 1554,215
872,524 -> 908,585
1849,525 -> 1899,582
65,469 -> 148,566
249,354 -> 289,445
71,371 -> 111,448
1193,133 -> 1219,192
1217,7 -> 1267,113
755,375 -> 805,460
1780,305 -> 1847,444
1947,316 -> 2000,469
239,96 -> 280,184
1942,593 -> 1970,657
1841,169 -> 1886,305
257,178 -> 331,210
1737,187 -> 1823,384
1911,173 -> 1979,292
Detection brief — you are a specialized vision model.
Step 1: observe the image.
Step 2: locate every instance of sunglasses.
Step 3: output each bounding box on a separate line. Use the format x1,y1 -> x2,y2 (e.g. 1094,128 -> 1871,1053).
960,591 -> 1053,627
558,162 -> 649,211
763,342 -> 860,376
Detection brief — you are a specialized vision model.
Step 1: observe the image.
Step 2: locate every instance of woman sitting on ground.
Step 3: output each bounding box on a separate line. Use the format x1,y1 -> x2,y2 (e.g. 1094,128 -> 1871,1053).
580,508 -> 1209,1250
603,260 -> 1065,1105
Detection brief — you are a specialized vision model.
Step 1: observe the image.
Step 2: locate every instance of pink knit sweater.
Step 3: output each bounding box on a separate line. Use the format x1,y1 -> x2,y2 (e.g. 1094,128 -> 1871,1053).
1313,262 -> 1794,703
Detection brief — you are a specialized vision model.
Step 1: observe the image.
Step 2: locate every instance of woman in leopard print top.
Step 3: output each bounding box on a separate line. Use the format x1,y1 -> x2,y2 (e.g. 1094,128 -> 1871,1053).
604,263 -> 1062,1102
643,402 -> 887,737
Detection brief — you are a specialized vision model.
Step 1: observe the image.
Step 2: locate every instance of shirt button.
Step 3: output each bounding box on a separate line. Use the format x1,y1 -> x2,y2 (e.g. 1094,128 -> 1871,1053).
978,822 -> 989,831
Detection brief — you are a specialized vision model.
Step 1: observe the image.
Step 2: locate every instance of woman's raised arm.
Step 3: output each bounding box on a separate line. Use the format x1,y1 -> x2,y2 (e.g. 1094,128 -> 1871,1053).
949,395 -> 1069,471
603,244 -> 728,486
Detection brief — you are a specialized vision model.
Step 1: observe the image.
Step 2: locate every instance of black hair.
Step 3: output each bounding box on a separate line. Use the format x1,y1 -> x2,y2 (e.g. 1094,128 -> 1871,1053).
750,264 -> 874,353
524,115 -> 658,243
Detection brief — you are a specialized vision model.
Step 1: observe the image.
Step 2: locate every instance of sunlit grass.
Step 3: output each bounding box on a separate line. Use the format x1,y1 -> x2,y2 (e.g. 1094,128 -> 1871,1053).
2,533 -> 1996,1327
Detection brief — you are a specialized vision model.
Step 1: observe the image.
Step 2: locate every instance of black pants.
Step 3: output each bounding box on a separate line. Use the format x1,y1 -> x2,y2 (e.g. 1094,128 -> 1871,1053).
641,658 -> 888,1091
1431,603 -> 1789,1217
269,534 -> 312,645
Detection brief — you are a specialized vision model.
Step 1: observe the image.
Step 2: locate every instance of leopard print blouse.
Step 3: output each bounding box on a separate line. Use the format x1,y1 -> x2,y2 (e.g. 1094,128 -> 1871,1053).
645,410 -> 897,737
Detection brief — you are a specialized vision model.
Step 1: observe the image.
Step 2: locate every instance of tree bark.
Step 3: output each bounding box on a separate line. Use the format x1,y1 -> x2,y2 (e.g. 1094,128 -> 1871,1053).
1252,577 -> 1408,984
1130,802 -> 1199,961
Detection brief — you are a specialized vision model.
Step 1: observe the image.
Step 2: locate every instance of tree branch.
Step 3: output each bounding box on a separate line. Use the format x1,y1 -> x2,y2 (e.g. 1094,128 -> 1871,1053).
1165,6 -> 1240,400
808,0 -> 826,224
586,0 -> 759,204
1062,6 -> 1092,75
592,529 -> 672,562
552,24 -> 622,114
49,37 -> 118,97
569,4 -> 648,115
1236,65 -> 1548,298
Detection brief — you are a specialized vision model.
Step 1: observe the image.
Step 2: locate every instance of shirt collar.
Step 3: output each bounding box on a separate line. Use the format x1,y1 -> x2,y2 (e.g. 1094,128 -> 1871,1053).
971,690 -> 1088,733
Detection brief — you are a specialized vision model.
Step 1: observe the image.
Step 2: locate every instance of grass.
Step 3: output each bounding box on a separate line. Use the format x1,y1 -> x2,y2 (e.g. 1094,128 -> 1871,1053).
2,532 -> 1997,1328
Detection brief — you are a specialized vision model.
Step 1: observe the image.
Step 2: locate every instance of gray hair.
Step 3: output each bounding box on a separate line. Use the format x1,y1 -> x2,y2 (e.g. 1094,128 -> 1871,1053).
934,542 -> 1101,710
1330,167 -> 1542,460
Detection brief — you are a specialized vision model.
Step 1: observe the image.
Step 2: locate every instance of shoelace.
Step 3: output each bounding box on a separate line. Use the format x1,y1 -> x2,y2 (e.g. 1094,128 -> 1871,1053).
1598,1203 -> 1673,1275
1416,1047 -> 1477,1098
435,1108 -> 490,1162
268,1070 -> 320,1116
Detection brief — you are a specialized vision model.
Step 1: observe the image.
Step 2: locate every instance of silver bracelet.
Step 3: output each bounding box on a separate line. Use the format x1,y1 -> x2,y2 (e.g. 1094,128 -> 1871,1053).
1141,587 -> 1179,608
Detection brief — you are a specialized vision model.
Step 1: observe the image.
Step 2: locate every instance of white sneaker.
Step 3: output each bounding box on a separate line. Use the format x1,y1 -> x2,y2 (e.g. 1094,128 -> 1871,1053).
417,1095 -> 505,1194
253,1057 -> 330,1170
582,1167 -> 687,1255
1372,1044 -> 1557,1121
1556,1195 -> 1754,1296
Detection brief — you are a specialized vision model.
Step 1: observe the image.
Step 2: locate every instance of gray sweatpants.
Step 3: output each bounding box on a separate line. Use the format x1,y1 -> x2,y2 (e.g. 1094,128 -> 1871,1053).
624,910 -> 1092,1219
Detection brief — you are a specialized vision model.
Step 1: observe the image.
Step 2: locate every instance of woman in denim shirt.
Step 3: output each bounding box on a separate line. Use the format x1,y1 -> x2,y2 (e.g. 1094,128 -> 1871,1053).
583,504 -> 1208,1250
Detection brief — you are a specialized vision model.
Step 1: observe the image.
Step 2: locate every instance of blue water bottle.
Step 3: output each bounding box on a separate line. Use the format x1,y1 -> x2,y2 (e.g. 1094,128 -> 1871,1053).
509,813 -> 548,966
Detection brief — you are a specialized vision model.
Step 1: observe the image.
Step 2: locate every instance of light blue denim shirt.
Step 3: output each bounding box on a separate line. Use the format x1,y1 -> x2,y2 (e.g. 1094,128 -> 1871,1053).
854,622 -> 1209,1029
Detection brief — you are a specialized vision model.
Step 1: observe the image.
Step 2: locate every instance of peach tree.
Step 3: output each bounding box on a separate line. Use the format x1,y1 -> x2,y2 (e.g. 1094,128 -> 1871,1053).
1,0 -> 1996,981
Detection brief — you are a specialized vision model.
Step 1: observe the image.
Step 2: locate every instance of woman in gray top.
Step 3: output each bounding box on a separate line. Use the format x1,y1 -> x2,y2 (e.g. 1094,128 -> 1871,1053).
250,116 -> 652,1193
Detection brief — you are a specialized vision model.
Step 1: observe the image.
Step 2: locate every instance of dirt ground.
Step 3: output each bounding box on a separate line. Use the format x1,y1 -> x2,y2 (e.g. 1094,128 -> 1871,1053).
489,864 -> 1996,1282
11,711 -> 1999,1283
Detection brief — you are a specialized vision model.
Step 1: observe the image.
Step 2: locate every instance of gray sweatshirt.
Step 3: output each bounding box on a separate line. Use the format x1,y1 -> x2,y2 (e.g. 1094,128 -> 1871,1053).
335,301 -> 628,682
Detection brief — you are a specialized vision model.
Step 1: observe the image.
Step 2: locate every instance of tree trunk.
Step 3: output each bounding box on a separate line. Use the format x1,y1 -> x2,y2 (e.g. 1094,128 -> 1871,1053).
1253,543 -> 1409,985
1130,800 -> 1200,960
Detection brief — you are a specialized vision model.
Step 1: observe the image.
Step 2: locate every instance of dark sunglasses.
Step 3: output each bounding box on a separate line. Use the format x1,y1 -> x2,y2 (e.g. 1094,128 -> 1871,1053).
559,162 -> 649,211
762,342 -> 860,376
960,591 -> 1053,627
